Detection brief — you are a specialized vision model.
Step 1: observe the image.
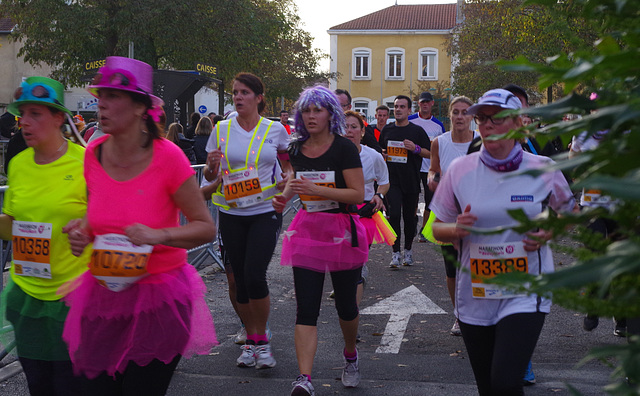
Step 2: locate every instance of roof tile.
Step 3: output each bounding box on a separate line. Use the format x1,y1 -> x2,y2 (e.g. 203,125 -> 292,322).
0,17 -> 16,33
329,4 -> 457,31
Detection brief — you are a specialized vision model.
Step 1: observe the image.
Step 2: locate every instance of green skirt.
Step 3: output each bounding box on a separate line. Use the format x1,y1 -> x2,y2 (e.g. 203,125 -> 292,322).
1,277 -> 71,361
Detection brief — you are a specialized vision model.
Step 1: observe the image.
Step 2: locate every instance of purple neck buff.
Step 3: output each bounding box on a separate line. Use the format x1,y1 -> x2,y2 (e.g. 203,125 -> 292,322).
480,143 -> 523,172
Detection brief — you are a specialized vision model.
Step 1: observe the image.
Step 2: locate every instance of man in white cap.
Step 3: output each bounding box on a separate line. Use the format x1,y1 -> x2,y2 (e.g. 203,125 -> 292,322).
409,92 -> 445,242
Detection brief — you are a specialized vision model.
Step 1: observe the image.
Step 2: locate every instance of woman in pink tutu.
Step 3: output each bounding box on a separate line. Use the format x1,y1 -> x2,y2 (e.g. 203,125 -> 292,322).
272,86 -> 367,396
63,56 -> 217,395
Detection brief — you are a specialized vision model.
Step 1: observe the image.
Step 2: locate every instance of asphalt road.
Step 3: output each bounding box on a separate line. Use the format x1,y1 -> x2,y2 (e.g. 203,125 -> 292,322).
0,210 -> 626,395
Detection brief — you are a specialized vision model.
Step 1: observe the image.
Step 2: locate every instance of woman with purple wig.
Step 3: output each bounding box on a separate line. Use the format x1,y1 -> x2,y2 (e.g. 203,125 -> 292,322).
272,86 -> 367,396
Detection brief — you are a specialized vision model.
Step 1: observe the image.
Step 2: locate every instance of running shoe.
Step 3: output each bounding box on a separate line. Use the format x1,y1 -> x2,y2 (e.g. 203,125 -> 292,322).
403,249 -> 414,266
341,356 -> 361,388
236,344 -> 256,367
389,252 -> 401,269
329,290 -> 336,299
291,375 -> 315,396
523,361 -> 536,385
234,324 -> 247,345
266,322 -> 273,342
418,232 -> 427,243
450,319 -> 462,336
255,343 -> 276,369
614,318 -> 627,337
361,264 -> 369,284
583,315 -> 599,331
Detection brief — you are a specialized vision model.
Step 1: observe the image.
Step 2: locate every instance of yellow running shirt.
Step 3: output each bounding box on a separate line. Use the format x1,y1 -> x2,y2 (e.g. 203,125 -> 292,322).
3,142 -> 89,301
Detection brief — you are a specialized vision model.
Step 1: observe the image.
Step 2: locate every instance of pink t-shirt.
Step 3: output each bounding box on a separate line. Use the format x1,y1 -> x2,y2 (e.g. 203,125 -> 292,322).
85,135 -> 195,274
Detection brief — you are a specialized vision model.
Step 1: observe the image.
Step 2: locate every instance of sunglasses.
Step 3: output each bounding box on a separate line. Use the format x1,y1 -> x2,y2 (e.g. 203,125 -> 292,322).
474,113 -> 509,126
91,71 -> 132,88
14,84 -> 53,100
13,83 -> 65,109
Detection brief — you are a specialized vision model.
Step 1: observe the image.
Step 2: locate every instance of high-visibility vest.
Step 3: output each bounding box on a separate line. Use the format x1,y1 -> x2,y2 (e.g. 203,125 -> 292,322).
211,117 -> 279,210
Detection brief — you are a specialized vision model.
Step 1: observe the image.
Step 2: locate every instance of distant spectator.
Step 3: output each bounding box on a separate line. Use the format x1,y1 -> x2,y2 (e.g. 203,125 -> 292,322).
166,122 -> 196,164
184,112 -> 200,139
0,112 -> 17,139
193,117 -> 213,164
280,110 -> 292,134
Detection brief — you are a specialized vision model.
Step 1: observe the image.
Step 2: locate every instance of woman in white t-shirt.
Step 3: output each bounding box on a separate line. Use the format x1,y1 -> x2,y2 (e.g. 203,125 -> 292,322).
430,89 -> 576,395
203,72 -> 291,370
344,110 -> 389,306
426,96 -> 477,336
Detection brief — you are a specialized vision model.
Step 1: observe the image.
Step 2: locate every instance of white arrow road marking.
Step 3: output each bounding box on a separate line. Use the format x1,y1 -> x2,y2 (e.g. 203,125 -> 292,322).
360,285 -> 447,354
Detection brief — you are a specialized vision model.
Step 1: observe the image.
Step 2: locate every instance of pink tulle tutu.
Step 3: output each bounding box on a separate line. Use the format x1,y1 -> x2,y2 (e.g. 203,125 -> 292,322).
281,210 -> 368,272
360,216 -> 384,245
61,263 -> 217,379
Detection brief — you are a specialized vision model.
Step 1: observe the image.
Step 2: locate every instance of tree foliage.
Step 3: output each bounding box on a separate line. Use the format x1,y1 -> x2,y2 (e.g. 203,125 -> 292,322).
448,0 -> 598,102
0,0 -> 327,113
487,0 -> 640,393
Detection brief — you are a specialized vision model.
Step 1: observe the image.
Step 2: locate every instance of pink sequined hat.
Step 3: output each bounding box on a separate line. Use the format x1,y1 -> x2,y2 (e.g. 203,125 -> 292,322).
87,56 -> 164,106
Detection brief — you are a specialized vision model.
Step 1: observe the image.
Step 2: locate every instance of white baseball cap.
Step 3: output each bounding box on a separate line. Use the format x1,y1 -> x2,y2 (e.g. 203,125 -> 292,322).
467,89 -> 522,115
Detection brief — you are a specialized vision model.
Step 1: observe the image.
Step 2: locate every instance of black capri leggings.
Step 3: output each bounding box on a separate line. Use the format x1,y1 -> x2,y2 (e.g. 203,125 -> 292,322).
293,267 -> 361,326
386,184 -> 419,252
219,211 -> 282,303
441,244 -> 458,278
459,312 -> 546,396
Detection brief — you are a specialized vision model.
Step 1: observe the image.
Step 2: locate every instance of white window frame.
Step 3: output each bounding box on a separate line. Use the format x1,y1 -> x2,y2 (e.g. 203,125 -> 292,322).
352,48 -> 371,80
353,100 -> 369,119
418,47 -> 438,81
385,47 -> 405,81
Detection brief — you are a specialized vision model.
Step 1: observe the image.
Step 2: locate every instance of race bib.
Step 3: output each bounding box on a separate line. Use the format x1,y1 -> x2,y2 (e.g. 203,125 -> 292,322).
222,168 -> 263,208
469,242 -> 528,299
297,171 -> 339,212
90,234 -> 153,292
582,189 -> 611,204
387,141 -> 408,163
12,221 -> 53,279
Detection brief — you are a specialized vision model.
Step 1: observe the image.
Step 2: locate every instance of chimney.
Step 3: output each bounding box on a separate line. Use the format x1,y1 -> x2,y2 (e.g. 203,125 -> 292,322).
456,0 -> 465,24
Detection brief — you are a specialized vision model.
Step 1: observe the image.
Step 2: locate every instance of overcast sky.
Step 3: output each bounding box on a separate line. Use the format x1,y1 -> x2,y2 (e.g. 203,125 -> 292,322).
294,0 -> 457,71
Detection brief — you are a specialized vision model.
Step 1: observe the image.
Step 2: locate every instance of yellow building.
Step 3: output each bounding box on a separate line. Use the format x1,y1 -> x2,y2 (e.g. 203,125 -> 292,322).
328,3 -> 460,121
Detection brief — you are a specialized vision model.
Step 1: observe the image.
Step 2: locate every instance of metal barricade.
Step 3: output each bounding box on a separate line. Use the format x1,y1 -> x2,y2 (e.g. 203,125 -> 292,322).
0,186 -> 10,295
182,165 -> 224,271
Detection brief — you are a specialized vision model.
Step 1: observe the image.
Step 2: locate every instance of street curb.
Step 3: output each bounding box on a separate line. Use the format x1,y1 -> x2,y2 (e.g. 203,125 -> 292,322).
0,361 -> 22,382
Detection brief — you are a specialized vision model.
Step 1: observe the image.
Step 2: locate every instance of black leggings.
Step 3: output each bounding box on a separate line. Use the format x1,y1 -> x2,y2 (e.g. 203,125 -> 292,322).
387,185 -> 419,252
219,211 -> 282,303
441,244 -> 458,278
293,267 -> 361,326
19,357 -> 82,396
459,312 -> 545,396
82,355 -> 181,396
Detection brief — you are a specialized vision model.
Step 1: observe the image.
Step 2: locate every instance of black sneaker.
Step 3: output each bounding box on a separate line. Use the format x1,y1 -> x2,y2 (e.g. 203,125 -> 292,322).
583,315 -> 599,331
614,318 -> 627,337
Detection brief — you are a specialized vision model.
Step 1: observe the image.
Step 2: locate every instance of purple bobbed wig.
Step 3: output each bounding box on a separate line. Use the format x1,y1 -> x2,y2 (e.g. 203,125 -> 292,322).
293,85 -> 345,142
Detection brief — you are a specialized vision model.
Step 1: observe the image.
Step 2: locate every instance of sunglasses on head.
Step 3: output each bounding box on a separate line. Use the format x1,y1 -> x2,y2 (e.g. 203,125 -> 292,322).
91,72 -> 132,88
14,84 -> 52,100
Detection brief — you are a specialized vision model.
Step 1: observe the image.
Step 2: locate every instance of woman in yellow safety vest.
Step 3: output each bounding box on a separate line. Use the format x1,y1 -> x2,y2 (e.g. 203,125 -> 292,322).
203,72 -> 291,369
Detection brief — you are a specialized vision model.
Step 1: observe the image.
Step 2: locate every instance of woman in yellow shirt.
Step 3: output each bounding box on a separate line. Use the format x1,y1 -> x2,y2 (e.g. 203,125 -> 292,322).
0,77 -> 89,395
